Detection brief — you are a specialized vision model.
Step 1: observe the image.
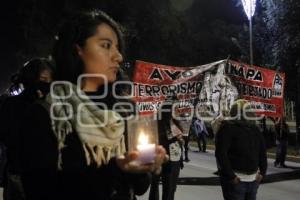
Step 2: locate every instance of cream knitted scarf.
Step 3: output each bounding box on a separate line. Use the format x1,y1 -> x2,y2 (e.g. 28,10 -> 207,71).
46,83 -> 126,170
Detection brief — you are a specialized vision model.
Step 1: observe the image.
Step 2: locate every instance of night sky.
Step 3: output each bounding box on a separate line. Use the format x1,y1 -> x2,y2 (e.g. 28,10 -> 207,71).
0,0 -> 22,93
0,0 -> 248,93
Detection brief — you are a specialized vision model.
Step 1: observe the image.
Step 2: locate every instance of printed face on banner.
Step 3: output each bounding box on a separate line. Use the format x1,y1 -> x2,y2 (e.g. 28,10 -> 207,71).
197,63 -> 238,118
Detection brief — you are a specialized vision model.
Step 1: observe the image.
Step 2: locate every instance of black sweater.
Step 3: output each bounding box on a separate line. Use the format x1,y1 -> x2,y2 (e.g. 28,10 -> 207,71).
215,120 -> 267,180
20,100 -> 150,200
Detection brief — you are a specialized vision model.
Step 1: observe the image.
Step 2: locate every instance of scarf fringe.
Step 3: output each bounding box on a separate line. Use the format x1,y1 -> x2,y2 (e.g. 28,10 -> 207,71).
81,136 -> 126,167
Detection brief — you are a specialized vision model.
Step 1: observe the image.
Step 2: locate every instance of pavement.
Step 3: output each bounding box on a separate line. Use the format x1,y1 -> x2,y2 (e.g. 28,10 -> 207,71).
1,148 -> 299,200
138,147 -> 300,200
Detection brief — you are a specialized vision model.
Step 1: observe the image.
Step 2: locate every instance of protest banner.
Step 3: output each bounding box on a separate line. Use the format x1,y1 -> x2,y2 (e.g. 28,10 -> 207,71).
227,60 -> 285,117
132,59 -> 285,119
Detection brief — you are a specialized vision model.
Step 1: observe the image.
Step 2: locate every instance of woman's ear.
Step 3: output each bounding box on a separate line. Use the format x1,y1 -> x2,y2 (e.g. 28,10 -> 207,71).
75,44 -> 83,57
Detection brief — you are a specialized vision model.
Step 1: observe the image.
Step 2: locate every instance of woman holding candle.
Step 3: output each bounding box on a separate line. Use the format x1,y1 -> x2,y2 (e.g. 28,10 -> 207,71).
19,10 -> 167,200
149,96 -> 184,200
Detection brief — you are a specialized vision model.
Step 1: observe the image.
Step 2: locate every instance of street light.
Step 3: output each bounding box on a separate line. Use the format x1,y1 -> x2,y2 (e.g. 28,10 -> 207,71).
241,0 -> 267,134
241,0 -> 257,67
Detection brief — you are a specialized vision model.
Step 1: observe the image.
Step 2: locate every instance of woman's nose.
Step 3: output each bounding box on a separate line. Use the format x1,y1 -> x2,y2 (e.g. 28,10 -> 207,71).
113,49 -> 123,64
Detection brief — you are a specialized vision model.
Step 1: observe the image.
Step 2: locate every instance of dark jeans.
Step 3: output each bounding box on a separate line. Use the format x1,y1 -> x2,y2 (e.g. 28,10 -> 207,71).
149,161 -> 181,200
275,140 -> 287,165
197,134 -> 207,152
220,177 -> 259,200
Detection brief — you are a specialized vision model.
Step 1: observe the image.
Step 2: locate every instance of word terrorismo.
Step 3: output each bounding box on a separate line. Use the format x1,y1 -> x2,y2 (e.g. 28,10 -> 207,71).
134,81 -> 202,97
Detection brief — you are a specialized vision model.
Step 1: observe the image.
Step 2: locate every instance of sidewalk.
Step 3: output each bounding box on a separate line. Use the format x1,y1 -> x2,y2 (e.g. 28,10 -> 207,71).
139,148 -> 300,200
266,147 -> 300,163
190,141 -> 300,163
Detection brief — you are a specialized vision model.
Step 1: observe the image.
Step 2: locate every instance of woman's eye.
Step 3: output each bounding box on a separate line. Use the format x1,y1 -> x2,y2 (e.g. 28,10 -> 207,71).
101,42 -> 111,49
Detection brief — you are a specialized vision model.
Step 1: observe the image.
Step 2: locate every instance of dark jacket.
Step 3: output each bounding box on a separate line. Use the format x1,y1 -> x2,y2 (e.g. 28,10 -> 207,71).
0,90 -> 38,175
20,99 -> 150,200
215,120 -> 267,180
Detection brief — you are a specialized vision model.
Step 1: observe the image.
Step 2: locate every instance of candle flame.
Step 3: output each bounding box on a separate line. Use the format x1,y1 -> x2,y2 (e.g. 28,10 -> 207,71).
138,132 -> 149,145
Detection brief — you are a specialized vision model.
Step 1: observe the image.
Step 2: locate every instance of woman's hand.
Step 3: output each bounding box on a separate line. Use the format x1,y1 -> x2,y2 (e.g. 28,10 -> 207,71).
116,145 -> 168,175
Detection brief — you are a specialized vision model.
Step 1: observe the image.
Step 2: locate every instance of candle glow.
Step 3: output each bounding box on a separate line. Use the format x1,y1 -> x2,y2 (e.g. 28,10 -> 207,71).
136,131 -> 155,164
138,132 -> 149,146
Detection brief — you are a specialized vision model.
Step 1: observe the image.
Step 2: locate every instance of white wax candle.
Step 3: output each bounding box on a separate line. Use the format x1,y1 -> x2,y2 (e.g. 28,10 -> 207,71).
136,132 -> 155,164
137,143 -> 155,164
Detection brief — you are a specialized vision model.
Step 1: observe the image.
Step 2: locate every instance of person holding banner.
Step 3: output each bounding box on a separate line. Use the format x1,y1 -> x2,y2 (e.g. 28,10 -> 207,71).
19,10 -> 167,200
215,99 -> 267,200
149,97 -> 184,200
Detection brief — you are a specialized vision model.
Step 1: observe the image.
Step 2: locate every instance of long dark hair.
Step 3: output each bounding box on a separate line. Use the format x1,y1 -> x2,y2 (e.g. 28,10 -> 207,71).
53,10 -> 126,85
53,9 -> 133,112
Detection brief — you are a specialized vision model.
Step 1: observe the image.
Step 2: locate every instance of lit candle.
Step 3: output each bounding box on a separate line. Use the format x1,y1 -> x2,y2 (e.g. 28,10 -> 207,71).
136,131 -> 156,164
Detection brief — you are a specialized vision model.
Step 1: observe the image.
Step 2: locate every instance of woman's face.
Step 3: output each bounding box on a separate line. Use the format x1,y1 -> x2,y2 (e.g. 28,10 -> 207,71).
77,23 -> 123,89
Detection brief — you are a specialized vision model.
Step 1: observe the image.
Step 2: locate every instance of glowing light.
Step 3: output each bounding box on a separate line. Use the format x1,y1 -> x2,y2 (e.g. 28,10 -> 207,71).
241,0 -> 257,20
138,132 -> 149,146
9,86 -> 24,96
136,131 -> 155,164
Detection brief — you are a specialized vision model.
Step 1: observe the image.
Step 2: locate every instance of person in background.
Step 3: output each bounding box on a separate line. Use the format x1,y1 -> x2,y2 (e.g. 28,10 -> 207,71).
211,109 -> 229,175
215,99 -> 267,200
149,96 -> 184,200
274,117 -> 289,168
180,112 -> 192,163
194,118 -> 209,152
0,57 -> 53,200
19,10 -> 167,200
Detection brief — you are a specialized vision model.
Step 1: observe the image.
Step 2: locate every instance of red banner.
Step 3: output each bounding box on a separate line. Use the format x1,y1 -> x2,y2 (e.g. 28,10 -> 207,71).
227,60 -> 285,117
132,60 -> 203,116
132,60 -> 285,118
